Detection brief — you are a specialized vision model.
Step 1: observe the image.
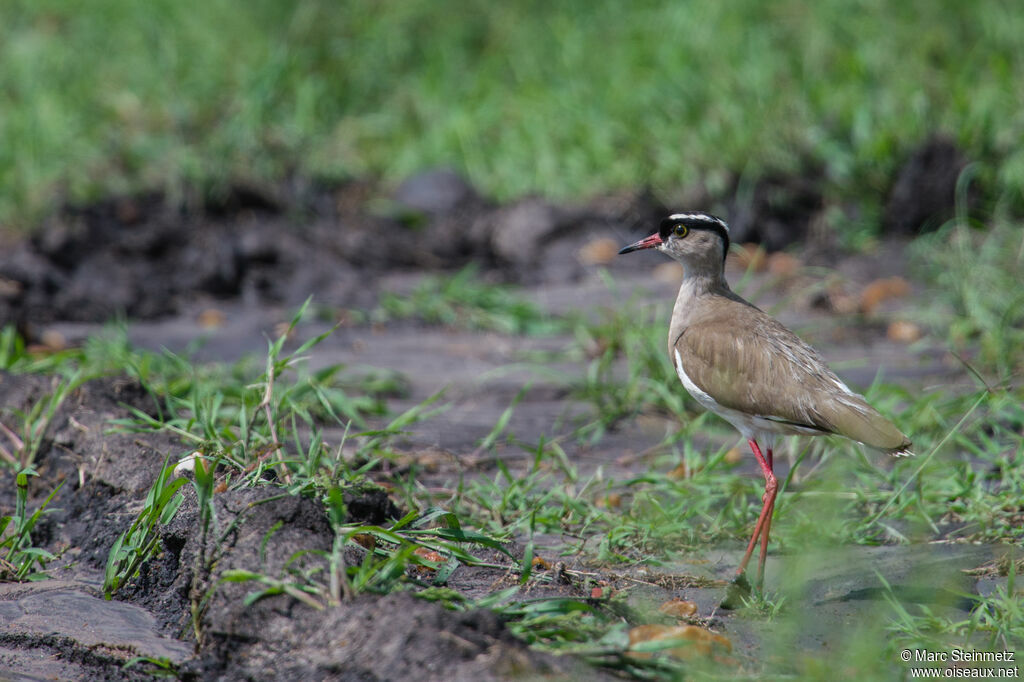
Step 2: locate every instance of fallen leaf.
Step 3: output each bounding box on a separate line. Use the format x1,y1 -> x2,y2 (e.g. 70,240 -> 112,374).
658,598 -> 698,618
724,447 -> 744,465
830,292 -> 860,315
273,321 -> 294,340
352,534 -> 376,550
767,252 -> 801,279
578,238 -> 620,265
666,463 -> 689,480
860,276 -> 910,314
198,308 -> 226,329
413,547 -> 444,564
627,624 -> 732,660
733,243 -> 767,272
887,320 -> 922,343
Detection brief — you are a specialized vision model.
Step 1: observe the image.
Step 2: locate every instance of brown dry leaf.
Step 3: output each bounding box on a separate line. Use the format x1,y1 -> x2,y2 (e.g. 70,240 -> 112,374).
767,252 -> 801,279
198,308 -> 226,329
413,547 -> 444,564
214,481 -> 228,494
887,320 -> 922,343
273,321 -> 294,339
724,447 -> 744,465
597,492 -> 623,509
666,463 -> 689,480
733,243 -> 767,272
578,237 -> 620,265
191,454 -> 212,476
627,624 -> 732,660
831,292 -> 860,315
583,337 -> 610,360
352,534 -> 376,550
859,276 -> 910,314
653,262 -> 684,283
658,598 -> 698,618
396,448 -> 450,473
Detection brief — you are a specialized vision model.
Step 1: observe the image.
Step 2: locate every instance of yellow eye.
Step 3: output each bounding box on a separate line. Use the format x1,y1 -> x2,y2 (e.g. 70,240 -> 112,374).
673,223 -> 688,237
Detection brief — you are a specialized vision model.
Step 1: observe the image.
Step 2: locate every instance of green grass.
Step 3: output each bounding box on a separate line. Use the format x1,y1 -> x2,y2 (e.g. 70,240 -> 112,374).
3,1 -> 1023,672
375,265 -> 565,335
3,214 -> 1024,676
910,216 -> 1024,379
3,1 -> 1024,227
0,469 -> 62,581
104,457 -> 187,597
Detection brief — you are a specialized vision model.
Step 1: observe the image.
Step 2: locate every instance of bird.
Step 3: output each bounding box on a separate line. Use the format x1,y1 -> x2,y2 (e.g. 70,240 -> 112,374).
618,212 -> 912,593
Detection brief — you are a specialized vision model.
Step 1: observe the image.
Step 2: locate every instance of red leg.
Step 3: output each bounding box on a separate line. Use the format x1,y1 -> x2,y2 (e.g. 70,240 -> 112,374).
736,440 -> 778,587
756,447 -> 776,589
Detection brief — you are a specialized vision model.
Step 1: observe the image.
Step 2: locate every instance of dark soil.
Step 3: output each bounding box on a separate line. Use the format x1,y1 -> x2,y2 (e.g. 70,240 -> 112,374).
0,372 -> 606,680
0,147 -> 989,680
884,134 -> 978,234
0,161 -> 852,330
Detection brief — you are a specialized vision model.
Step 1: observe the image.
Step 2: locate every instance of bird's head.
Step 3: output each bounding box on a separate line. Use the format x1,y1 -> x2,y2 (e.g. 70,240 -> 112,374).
618,213 -> 731,271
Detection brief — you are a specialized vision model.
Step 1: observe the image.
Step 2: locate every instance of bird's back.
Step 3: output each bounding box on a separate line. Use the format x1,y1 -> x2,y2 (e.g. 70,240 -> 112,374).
671,291 -> 912,454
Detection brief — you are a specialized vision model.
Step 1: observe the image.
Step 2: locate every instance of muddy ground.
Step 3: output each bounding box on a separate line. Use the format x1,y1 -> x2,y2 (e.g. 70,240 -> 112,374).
0,152 -> 1000,680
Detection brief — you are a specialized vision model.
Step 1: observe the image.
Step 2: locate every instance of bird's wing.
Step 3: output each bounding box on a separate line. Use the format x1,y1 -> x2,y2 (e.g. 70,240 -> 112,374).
674,306 -> 911,453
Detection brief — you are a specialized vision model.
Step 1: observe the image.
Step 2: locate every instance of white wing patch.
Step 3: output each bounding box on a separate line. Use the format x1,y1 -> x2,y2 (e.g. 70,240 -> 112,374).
673,349 -> 717,409
673,349 -> 821,442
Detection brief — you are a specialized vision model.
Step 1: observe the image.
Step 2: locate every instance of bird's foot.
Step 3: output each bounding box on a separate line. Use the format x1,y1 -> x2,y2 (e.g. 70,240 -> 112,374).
720,572 -> 752,610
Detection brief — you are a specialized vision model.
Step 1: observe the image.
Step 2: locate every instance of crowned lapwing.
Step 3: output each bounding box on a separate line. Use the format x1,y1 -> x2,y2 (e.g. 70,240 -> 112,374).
619,213 -> 912,591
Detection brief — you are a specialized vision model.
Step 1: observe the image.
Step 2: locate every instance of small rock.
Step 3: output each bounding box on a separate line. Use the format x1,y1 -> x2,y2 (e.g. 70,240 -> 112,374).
40,329 -> 67,351
490,199 -> 560,265
174,452 -> 208,478
393,168 -> 478,215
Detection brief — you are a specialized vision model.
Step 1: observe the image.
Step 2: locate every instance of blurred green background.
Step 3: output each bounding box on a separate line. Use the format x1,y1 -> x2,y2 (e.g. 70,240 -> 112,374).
2,0 -> 1022,227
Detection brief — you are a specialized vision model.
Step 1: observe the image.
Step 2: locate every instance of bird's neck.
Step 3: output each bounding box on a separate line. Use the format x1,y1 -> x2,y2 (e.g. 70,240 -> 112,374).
668,263 -> 730,347
679,257 -> 730,298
